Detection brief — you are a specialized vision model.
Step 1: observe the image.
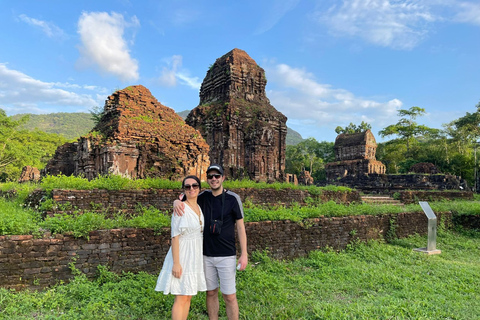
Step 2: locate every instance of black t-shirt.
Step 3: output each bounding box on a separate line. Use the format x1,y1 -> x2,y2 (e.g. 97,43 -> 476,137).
197,189 -> 244,257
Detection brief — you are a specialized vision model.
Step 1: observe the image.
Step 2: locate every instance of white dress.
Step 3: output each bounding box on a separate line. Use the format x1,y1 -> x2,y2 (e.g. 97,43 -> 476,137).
155,203 -> 206,295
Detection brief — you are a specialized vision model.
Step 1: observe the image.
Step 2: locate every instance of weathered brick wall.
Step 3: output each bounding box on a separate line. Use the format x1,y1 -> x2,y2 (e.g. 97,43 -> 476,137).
0,211 -> 454,290
397,190 -> 474,204
0,229 -> 171,290
27,188 -> 360,216
334,173 -> 468,192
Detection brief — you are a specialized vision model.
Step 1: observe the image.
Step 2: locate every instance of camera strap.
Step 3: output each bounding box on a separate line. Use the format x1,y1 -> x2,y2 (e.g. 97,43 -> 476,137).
210,189 -> 226,222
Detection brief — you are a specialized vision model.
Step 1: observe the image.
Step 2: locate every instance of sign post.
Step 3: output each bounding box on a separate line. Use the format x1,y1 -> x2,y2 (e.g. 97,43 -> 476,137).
414,201 -> 441,255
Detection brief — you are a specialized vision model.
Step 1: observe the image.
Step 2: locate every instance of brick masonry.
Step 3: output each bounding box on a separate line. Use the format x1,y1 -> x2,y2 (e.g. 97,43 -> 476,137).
25,188 -> 362,216
0,210 -> 455,290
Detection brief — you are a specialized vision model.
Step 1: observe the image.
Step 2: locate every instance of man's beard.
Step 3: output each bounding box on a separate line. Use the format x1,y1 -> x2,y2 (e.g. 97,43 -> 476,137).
210,184 -> 222,191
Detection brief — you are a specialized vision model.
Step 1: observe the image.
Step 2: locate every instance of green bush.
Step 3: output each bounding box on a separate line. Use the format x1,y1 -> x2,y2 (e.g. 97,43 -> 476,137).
0,198 -> 42,236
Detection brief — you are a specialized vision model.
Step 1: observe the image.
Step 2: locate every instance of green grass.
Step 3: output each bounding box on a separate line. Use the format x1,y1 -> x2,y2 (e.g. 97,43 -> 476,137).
1,175 -> 352,194
0,229 -> 478,319
1,193 -> 480,237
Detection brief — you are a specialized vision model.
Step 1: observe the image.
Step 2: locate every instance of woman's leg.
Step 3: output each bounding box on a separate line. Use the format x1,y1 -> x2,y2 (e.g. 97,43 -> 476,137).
172,295 -> 192,320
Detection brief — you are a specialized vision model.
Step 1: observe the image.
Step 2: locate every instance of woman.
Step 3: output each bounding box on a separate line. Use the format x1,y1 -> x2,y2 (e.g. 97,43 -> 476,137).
155,175 -> 206,320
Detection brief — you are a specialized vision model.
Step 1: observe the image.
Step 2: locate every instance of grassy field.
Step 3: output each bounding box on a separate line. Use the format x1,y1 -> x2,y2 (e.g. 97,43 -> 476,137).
1,177 -> 479,318
0,229 -> 478,320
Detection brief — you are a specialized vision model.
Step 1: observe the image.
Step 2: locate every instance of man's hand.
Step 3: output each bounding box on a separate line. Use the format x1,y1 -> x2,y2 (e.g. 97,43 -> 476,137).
173,199 -> 185,216
237,254 -> 248,271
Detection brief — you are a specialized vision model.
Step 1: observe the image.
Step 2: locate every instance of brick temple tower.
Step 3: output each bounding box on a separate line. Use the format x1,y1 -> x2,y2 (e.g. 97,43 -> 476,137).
186,49 -> 287,182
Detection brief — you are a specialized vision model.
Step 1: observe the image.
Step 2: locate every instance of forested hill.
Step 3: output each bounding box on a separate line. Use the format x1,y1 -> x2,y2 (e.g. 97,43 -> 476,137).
13,111 -> 304,144
12,113 -> 95,141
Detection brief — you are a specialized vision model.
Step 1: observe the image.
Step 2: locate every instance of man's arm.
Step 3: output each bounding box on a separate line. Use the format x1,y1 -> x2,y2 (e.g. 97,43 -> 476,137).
173,199 -> 185,216
236,218 -> 248,271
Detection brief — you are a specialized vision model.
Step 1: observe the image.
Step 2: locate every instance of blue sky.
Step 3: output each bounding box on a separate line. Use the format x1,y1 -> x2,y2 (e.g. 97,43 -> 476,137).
1,0 -> 479,142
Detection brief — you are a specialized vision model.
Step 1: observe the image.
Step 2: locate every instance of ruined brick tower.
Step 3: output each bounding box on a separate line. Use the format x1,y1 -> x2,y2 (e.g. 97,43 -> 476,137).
186,48 -> 287,182
43,85 -> 210,180
325,130 -> 386,180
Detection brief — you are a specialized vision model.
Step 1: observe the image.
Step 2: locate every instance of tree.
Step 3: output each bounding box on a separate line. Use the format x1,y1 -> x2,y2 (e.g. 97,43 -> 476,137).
0,108 -> 67,181
378,106 -> 439,154
285,138 -> 334,182
451,101 -> 480,143
89,106 -> 105,126
0,110 -> 29,169
335,121 -> 372,134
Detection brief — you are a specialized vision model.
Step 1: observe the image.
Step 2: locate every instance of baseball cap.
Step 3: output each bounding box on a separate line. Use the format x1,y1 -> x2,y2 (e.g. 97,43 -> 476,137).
206,164 -> 224,175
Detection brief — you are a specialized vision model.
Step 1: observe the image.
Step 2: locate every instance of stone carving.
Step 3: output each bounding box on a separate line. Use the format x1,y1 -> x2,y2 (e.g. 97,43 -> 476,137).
325,130 -> 386,180
43,85 -> 210,180
18,166 -> 41,183
186,48 -> 287,182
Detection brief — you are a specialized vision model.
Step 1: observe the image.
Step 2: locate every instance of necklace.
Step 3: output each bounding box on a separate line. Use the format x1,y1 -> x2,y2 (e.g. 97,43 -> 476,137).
186,200 -> 202,229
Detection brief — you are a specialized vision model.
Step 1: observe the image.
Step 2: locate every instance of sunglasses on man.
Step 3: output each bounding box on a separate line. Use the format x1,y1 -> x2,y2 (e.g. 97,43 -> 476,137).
184,183 -> 200,190
207,174 -> 222,179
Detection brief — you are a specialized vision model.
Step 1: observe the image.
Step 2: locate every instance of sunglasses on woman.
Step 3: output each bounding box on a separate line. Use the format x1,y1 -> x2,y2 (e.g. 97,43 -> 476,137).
207,174 -> 222,179
184,183 -> 200,190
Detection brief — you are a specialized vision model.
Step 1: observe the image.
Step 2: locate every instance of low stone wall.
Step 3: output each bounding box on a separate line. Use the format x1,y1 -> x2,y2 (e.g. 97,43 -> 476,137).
0,211 -> 454,290
397,190 -> 474,204
25,188 -> 361,216
0,229 -> 171,290
332,173 -> 469,193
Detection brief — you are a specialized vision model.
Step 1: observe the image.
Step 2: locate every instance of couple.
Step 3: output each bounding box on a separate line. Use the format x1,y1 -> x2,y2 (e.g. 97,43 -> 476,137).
155,164 -> 248,320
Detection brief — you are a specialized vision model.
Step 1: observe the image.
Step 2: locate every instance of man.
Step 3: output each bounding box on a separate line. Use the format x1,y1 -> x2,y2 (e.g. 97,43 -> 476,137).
174,164 -> 248,320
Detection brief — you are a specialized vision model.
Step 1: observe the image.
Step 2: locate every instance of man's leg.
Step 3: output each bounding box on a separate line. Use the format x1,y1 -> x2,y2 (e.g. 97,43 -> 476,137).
223,293 -> 239,320
204,256 -> 220,319
206,288 -> 220,320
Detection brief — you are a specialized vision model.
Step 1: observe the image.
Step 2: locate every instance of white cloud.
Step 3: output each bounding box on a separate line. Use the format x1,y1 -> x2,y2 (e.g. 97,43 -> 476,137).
266,63 -> 402,140
454,1 -> 480,25
158,55 -> 201,89
0,63 -> 103,115
18,14 -> 67,39
315,0 -> 435,50
314,0 -> 480,50
177,73 -> 201,89
76,12 -> 140,82
158,55 -> 183,87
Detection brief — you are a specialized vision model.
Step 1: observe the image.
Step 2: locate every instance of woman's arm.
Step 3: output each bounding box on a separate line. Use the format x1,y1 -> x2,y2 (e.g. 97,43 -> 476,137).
171,236 -> 182,278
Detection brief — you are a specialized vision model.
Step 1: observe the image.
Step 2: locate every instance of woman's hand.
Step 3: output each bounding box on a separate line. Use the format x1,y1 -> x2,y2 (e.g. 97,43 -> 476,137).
172,263 -> 182,278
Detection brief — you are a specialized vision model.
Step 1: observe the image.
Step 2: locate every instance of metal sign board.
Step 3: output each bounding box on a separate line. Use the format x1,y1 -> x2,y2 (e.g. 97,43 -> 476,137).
419,201 -> 436,220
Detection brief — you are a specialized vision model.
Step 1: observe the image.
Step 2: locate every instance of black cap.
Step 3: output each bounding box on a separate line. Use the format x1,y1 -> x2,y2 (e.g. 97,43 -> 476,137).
206,164 -> 224,175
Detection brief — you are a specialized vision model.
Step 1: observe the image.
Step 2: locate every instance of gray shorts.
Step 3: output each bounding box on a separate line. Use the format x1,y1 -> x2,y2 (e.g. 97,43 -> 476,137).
203,255 -> 236,295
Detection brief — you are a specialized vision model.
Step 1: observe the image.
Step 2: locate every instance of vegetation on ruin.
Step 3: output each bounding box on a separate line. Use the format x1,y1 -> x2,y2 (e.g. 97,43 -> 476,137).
0,229 -> 479,319
1,174 -> 352,195
1,178 -> 479,238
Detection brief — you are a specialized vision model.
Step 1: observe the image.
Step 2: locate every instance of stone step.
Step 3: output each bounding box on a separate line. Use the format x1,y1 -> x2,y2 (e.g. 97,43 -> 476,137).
361,195 -> 404,206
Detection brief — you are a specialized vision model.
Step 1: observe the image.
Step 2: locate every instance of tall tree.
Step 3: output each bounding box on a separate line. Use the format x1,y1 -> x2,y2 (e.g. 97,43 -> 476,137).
451,101 -> 480,143
378,106 -> 439,154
